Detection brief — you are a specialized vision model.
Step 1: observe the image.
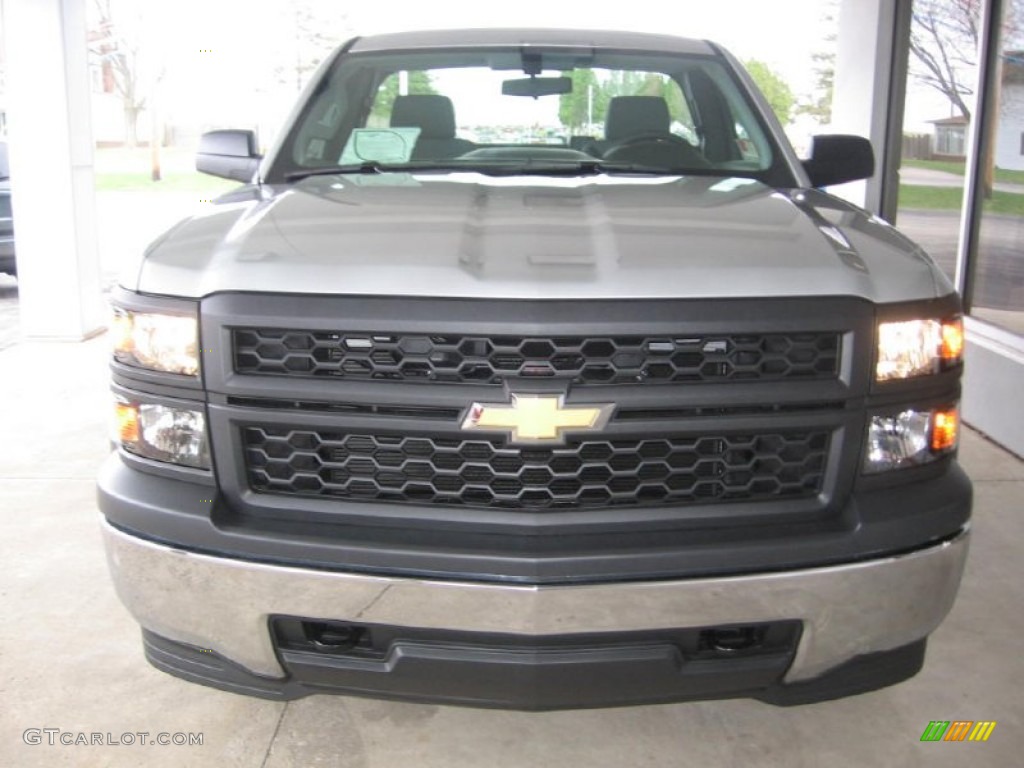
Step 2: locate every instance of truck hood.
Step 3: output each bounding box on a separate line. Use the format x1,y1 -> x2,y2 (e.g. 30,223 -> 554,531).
133,173 -> 953,303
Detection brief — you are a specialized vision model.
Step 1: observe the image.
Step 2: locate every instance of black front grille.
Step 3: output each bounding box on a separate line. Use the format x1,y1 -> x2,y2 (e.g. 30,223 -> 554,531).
233,329 -> 841,385
243,427 -> 830,510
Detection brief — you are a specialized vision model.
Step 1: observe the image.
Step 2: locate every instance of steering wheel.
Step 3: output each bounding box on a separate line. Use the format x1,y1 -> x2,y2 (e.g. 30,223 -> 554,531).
601,132 -> 711,168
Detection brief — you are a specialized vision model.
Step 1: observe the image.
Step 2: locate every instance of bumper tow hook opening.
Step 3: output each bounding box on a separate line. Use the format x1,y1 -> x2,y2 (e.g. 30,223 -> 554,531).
303,622 -> 365,652
707,626 -> 764,654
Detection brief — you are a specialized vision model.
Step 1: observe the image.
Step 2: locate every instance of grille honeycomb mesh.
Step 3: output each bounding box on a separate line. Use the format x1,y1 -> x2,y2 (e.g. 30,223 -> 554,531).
244,427 -> 830,510
233,329 -> 840,385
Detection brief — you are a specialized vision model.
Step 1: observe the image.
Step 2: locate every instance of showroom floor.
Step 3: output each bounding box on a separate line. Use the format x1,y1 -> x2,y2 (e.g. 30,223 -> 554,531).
1,327 -> 1021,767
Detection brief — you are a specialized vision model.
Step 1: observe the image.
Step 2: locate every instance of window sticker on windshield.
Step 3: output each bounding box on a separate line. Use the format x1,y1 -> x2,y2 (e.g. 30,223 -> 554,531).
305,138 -> 326,162
318,103 -> 342,129
339,127 -> 421,164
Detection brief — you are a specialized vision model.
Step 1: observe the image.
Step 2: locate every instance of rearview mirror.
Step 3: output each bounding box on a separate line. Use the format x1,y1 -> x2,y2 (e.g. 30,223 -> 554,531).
502,76 -> 573,98
803,135 -> 874,188
196,129 -> 261,182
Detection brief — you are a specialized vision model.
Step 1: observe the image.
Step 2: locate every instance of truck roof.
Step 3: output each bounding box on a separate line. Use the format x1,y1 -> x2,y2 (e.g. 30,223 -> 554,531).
347,28 -> 717,56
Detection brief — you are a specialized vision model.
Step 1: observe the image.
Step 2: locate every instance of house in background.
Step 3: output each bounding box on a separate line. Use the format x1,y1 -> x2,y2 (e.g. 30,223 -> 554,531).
927,52 -> 1023,170
994,51 -> 1024,172
930,115 -> 969,160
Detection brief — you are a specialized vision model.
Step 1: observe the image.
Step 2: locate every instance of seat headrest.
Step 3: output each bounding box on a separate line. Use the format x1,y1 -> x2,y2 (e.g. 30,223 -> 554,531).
604,96 -> 671,141
390,95 -> 457,139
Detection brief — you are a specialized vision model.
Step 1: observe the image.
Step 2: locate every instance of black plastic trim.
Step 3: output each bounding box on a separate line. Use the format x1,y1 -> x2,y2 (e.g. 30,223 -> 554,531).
200,293 -> 874,403
755,639 -> 927,706
98,453 -> 971,585
141,628 -> 926,709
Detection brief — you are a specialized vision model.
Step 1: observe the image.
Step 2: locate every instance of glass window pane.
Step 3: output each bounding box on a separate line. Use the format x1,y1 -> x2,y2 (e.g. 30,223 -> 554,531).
894,0 -> 978,285
282,49 -> 783,178
970,0 -> 1024,335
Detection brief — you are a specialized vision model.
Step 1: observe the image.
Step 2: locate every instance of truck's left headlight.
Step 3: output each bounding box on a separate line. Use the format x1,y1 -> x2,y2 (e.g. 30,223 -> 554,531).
875,317 -> 963,381
115,399 -> 210,469
112,308 -> 199,376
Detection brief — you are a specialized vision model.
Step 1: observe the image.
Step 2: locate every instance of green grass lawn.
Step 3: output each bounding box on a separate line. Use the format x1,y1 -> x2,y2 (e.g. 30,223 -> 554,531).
902,158 -> 1024,185
94,171 -> 240,194
93,145 -> 241,194
899,185 -> 1024,215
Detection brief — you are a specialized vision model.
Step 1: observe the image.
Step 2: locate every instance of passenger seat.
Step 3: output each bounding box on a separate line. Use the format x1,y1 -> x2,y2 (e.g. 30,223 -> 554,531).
389,95 -> 475,160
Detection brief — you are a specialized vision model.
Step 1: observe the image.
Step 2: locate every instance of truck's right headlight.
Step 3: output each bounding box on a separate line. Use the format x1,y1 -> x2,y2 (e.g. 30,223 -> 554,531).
864,405 -> 959,473
112,307 -> 199,376
115,398 -> 210,469
875,317 -> 963,381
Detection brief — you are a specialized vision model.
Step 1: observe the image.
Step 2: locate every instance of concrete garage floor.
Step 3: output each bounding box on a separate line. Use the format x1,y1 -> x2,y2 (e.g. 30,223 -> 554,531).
1,330 -> 1022,767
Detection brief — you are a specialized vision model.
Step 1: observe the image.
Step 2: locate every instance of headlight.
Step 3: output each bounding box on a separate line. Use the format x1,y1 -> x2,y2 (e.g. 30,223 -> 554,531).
875,317 -> 963,381
115,399 -> 210,469
864,405 -> 959,473
112,307 -> 199,376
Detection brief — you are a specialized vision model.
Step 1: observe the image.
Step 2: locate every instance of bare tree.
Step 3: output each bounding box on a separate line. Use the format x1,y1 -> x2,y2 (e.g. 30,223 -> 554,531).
909,0 -> 1022,121
90,0 -> 148,147
277,0 -> 351,92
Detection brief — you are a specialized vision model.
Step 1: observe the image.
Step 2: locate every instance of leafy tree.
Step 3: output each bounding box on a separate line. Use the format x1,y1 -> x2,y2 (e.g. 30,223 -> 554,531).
558,69 -> 600,132
743,59 -> 796,125
558,70 -> 693,134
797,1 -> 837,124
801,48 -> 835,124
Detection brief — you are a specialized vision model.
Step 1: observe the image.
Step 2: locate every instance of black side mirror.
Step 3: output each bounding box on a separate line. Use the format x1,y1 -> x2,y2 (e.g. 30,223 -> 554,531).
803,135 -> 874,188
196,129 -> 261,182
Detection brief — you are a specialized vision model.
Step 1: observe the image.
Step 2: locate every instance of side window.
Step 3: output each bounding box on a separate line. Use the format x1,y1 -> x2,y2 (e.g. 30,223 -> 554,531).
684,65 -> 772,169
662,77 -> 698,145
0,194 -> 11,219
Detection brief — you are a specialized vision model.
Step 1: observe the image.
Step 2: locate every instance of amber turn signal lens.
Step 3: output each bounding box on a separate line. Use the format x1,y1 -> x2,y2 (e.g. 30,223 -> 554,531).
116,402 -> 139,444
931,409 -> 959,453
111,311 -> 134,355
941,318 -> 964,362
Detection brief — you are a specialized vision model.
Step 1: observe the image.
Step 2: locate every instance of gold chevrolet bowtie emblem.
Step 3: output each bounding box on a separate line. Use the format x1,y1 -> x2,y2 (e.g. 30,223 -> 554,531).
462,394 -> 614,445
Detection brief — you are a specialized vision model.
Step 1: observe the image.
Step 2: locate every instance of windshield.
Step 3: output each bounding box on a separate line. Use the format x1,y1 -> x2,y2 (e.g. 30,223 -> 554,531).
271,47 -> 790,183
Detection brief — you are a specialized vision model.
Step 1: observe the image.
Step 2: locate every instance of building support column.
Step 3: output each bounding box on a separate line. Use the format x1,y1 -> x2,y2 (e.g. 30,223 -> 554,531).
831,0 -> 910,220
2,0 -> 104,339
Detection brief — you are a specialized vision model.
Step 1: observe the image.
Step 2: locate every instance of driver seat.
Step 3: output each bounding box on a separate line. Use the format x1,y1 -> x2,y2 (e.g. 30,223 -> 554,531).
587,96 -> 672,156
605,96 -> 672,142
594,95 -> 709,168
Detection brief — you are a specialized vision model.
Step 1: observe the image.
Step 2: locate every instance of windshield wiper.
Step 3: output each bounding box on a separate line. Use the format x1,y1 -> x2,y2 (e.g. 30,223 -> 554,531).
286,160 -> 567,181
286,162 -> 392,181
527,160 -> 674,176
284,159 -> 746,182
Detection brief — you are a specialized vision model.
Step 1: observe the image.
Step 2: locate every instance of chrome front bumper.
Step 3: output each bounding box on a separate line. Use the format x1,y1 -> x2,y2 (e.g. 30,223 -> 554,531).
101,518 -> 970,686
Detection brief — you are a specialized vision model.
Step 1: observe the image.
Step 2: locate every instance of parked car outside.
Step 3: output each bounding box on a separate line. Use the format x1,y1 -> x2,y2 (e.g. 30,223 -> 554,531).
0,141 -> 15,277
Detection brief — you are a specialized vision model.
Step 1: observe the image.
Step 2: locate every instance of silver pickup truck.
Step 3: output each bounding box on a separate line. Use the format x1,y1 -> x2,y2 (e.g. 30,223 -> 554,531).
98,28 -> 971,709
